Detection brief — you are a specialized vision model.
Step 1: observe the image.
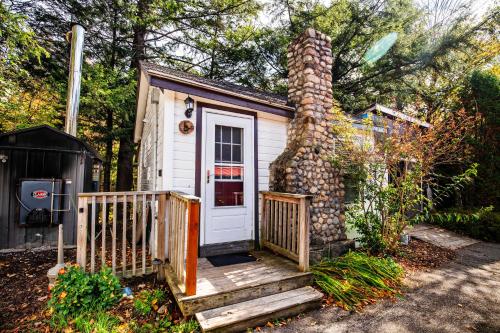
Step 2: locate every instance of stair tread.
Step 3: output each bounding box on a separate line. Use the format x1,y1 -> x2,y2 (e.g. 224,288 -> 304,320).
195,286 -> 322,331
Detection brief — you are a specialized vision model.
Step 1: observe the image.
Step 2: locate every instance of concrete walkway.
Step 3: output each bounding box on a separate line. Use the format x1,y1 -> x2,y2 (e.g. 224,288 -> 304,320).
266,231 -> 500,333
409,223 -> 480,250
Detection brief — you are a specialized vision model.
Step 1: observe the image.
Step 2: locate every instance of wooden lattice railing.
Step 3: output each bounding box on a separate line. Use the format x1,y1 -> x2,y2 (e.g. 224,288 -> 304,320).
76,191 -> 200,295
259,191 -> 311,272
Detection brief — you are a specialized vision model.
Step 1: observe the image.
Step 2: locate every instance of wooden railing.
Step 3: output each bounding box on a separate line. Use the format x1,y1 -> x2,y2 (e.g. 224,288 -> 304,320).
76,191 -> 201,296
76,191 -> 168,276
259,191 -> 311,272
167,192 -> 200,296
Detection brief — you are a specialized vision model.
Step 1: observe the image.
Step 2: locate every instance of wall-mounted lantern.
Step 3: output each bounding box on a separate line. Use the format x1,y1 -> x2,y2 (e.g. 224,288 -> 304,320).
184,95 -> 194,118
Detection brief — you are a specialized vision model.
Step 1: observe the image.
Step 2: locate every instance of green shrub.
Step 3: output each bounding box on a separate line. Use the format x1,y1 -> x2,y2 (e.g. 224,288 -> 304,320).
346,204 -> 386,253
429,206 -> 500,242
47,265 -> 122,327
346,164 -> 479,254
133,289 -> 167,316
312,251 -> 404,311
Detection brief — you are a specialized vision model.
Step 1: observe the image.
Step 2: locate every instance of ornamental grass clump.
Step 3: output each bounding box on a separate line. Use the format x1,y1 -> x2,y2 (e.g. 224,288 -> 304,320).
312,251 -> 404,311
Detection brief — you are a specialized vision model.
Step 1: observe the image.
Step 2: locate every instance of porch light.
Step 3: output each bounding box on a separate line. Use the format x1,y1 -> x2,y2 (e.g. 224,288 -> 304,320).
184,95 -> 194,118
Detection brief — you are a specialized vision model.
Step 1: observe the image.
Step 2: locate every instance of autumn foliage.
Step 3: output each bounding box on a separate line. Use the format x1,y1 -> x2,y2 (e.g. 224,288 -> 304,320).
331,106 -> 481,253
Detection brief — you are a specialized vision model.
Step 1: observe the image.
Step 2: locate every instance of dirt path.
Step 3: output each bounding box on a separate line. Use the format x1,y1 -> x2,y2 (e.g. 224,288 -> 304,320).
267,241 -> 500,333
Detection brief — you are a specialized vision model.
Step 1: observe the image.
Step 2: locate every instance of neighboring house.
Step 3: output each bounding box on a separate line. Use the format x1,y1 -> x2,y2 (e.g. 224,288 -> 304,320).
344,105 -> 431,242
358,103 -> 430,130
133,28 -> 428,259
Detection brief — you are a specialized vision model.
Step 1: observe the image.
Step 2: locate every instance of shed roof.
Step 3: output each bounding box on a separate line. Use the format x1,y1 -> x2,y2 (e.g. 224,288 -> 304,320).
0,125 -> 102,161
141,62 -> 289,107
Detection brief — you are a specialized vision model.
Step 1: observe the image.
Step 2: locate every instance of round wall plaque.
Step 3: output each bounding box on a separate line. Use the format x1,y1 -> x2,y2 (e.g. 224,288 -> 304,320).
179,120 -> 195,134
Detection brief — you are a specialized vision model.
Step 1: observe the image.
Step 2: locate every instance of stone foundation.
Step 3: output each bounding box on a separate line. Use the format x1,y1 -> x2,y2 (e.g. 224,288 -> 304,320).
269,28 -> 347,251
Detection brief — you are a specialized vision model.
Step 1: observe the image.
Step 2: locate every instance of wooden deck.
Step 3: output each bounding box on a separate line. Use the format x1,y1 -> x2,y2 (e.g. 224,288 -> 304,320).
76,191 -> 319,331
165,251 -> 314,316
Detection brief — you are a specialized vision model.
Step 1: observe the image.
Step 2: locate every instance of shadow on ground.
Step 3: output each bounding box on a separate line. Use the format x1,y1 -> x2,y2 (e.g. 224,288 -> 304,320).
266,242 -> 500,333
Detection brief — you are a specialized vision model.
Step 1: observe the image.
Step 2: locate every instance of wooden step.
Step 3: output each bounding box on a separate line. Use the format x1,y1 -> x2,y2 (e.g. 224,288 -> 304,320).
195,286 -> 323,333
165,258 -> 314,315
175,272 -> 313,315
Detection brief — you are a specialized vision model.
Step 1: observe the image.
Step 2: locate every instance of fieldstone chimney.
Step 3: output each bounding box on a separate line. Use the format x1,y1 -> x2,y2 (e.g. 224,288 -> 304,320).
269,28 -> 350,260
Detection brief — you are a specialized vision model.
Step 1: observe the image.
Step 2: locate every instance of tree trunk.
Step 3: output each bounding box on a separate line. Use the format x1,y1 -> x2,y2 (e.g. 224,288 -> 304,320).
130,0 -> 148,73
116,135 -> 135,191
115,0 -> 149,192
103,0 -> 119,192
103,109 -> 113,191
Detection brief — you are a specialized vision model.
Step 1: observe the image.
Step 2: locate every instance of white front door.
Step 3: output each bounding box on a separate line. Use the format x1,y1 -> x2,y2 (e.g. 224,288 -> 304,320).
203,111 -> 254,245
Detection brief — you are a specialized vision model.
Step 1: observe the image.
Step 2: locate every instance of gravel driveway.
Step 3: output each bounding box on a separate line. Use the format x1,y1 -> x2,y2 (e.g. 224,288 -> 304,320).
267,241 -> 500,333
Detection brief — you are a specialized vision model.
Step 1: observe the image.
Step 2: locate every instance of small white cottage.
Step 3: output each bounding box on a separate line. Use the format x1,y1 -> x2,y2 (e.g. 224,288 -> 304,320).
133,28 -> 426,259
134,60 -> 296,256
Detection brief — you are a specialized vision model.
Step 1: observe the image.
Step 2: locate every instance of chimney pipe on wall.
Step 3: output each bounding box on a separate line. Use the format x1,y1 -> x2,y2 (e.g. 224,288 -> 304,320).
64,23 -> 85,136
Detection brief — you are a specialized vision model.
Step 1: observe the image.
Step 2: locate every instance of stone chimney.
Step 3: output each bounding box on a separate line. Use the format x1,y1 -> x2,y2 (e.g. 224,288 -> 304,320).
269,28 -> 350,260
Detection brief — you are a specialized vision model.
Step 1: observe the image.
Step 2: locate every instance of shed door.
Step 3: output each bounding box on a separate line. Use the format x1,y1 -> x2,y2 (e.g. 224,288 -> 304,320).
203,112 -> 254,245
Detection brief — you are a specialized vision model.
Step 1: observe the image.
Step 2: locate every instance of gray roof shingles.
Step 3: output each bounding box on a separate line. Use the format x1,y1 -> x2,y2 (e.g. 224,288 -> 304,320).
141,61 -> 289,107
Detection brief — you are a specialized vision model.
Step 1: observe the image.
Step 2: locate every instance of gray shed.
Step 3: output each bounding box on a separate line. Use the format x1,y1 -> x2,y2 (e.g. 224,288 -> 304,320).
0,125 -> 101,249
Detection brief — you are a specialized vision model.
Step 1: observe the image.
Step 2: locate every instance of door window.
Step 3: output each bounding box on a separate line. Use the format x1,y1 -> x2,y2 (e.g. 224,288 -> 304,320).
214,125 -> 244,206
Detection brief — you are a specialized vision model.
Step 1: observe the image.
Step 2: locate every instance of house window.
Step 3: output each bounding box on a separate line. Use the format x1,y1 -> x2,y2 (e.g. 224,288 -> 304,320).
214,125 -> 244,206
344,176 -> 360,204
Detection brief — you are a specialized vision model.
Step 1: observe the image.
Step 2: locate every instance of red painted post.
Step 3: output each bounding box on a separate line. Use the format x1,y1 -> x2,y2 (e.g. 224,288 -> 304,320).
184,200 -> 200,296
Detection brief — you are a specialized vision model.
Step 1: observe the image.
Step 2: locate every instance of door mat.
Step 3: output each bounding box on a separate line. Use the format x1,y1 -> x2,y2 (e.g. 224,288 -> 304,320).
207,252 -> 257,267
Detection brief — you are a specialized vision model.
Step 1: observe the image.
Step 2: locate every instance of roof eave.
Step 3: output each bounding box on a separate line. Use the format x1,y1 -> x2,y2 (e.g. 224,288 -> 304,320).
364,103 -> 431,128
145,69 -> 295,112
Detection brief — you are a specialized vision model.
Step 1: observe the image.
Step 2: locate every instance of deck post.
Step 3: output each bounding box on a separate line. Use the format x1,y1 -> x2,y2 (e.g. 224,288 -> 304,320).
76,196 -> 88,268
156,193 -> 167,280
185,200 -> 200,296
298,197 -> 310,272
259,193 -> 266,249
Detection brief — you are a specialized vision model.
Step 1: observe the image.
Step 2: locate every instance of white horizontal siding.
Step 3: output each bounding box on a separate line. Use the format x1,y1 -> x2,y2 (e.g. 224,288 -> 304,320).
171,95 -> 197,195
156,91 -> 289,196
257,117 -> 288,191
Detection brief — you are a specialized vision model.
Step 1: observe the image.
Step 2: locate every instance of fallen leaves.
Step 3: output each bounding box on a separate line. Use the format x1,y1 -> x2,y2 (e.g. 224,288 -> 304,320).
394,239 -> 456,271
0,249 -> 75,332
